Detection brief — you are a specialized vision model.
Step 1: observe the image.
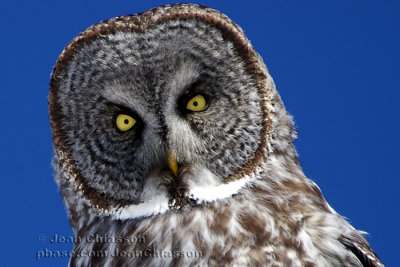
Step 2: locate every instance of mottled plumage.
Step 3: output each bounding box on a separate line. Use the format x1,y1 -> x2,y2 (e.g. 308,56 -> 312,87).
49,4 -> 383,266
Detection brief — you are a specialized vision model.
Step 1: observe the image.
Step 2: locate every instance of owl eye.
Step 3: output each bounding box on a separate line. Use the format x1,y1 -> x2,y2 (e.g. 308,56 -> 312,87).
186,94 -> 207,112
115,114 -> 136,132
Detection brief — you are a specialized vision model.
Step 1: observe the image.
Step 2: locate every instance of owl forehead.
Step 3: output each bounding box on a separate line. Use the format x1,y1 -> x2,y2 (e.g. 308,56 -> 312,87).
77,19 -> 229,67
78,24 -> 230,72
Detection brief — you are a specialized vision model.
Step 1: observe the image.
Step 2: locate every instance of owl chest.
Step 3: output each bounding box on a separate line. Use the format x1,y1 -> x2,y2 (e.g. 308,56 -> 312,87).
72,203 -> 325,266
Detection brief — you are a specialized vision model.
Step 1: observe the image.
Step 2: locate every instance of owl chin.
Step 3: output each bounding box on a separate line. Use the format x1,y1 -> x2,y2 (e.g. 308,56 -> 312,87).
95,163 -> 251,221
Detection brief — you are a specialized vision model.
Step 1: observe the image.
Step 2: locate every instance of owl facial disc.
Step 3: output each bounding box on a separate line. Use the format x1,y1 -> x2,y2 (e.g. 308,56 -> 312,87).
49,4 -> 273,220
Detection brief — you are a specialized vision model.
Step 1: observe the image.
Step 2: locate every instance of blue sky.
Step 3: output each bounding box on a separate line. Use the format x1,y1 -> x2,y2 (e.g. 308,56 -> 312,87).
1,1 -> 398,266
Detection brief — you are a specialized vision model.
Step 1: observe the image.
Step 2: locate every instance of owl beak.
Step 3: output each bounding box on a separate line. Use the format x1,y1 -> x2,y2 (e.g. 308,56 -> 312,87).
167,152 -> 179,177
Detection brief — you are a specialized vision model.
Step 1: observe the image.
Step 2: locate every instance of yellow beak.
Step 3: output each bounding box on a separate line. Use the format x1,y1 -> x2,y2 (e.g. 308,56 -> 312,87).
167,152 -> 179,177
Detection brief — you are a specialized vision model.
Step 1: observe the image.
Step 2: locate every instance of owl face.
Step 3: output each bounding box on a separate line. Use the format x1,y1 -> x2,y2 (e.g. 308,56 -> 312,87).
51,15 -> 268,217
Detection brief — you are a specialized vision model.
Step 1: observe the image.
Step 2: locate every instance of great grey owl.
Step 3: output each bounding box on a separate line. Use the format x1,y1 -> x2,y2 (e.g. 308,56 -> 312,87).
49,4 -> 383,266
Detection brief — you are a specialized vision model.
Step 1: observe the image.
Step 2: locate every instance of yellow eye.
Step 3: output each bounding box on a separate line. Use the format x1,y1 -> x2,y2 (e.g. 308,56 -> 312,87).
116,114 -> 136,132
186,94 -> 207,112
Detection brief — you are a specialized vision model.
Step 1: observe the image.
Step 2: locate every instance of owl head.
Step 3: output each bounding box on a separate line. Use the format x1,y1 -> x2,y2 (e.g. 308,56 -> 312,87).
49,4 -> 292,221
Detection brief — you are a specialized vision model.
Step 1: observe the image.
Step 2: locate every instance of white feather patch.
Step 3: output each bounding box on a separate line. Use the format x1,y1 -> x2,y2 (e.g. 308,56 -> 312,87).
112,195 -> 170,220
187,176 -> 250,203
